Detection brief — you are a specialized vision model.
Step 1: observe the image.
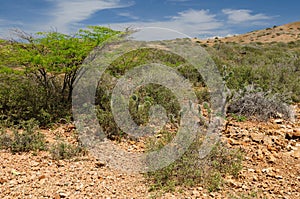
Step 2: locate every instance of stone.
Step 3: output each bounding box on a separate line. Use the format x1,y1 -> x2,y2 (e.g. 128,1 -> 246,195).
0,178 -> 7,184
292,150 -> 300,159
250,133 -> 264,143
227,138 -> 240,145
38,175 -> 46,180
95,161 -> 106,168
274,119 -> 283,124
248,168 -> 255,172
59,192 -> 67,198
276,175 -> 283,179
268,155 -> 276,163
192,190 -> 200,197
285,128 -> 300,139
262,168 -> 272,173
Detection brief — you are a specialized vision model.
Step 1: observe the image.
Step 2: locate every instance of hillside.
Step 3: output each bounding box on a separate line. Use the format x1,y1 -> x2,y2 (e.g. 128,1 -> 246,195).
197,21 -> 300,45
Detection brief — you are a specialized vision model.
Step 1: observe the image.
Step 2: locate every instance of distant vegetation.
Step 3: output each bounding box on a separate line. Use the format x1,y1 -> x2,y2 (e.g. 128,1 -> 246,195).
207,41 -> 300,103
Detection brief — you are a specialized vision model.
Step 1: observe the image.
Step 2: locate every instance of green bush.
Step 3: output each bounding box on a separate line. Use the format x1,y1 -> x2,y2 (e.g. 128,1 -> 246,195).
95,48 -> 207,139
0,73 -> 70,126
146,132 -> 243,193
0,26 -> 121,128
0,120 -> 46,153
50,141 -> 87,160
208,41 -> 300,102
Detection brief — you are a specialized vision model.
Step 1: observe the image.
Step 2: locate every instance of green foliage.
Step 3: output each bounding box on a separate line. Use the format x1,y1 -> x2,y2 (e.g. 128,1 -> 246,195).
0,120 -> 46,153
146,133 -> 243,193
0,66 -> 23,75
0,73 -> 68,126
0,26 -> 121,127
95,48 -> 206,139
0,122 -> 87,160
50,141 -> 87,160
209,41 -> 300,102
230,113 -> 247,122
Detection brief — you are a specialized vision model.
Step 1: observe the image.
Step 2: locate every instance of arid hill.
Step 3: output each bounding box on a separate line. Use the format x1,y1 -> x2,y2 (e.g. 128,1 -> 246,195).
196,21 -> 300,45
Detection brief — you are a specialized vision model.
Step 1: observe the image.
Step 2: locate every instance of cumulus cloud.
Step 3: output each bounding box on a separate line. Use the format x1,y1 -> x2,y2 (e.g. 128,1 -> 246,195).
45,0 -> 132,33
0,1 -> 274,40
103,9 -> 227,40
222,9 -> 272,24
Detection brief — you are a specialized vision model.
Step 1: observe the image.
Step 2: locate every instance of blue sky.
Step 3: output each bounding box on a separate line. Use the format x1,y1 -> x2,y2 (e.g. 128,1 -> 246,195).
0,0 -> 299,39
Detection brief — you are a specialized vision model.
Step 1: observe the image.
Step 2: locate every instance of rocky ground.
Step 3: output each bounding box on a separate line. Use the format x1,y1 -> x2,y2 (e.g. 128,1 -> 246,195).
1,104 -> 299,199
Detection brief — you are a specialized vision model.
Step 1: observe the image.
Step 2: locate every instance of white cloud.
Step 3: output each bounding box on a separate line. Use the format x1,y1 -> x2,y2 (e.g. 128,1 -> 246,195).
118,12 -> 139,20
44,0 -> 132,33
222,9 -> 272,24
0,2 -> 274,40
102,9 -> 227,40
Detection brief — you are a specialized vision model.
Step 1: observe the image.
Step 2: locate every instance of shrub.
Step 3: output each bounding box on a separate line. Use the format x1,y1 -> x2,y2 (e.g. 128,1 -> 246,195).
208,42 -> 300,103
50,141 -> 87,160
228,85 -> 293,121
0,73 -> 71,127
0,27 -> 121,128
95,48 -> 206,140
146,132 -> 243,193
0,120 -> 46,153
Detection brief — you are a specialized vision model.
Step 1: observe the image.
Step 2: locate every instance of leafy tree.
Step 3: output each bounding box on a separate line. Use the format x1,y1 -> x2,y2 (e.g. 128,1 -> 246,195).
0,26 -> 122,126
5,26 -> 121,103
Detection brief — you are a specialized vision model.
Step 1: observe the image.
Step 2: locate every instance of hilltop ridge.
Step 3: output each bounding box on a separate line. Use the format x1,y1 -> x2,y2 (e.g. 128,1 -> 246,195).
197,21 -> 300,45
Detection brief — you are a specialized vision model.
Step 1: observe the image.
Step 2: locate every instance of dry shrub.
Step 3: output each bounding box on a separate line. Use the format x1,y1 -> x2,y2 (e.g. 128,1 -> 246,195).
228,85 -> 294,121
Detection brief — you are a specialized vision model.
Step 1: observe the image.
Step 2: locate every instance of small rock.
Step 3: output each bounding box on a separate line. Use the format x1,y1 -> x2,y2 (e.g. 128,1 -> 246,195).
276,175 -> 283,179
286,144 -> 293,151
242,184 -> 249,189
268,155 -> 276,163
11,169 -> 21,176
262,168 -> 272,173
192,190 -> 200,197
253,175 -> 258,181
59,192 -> 67,198
0,177 -> 7,184
95,161 -> 106,168
292,150 -> 300,159
248,168 -> 255,172
227,138 -> 240,145
286,128 -> 300,139
250,133 -> 264,143
274,119 -> 283,124
38,175 -> 46,180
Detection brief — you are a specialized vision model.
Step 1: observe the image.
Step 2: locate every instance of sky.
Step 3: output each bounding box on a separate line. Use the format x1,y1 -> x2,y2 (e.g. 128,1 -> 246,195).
0,0 -> 299,40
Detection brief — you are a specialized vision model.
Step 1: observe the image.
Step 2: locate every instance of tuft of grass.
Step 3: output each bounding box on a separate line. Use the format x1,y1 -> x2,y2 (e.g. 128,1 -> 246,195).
0,120 -> 87,160
230,113 -> 247,122
0,120 -> 46,153
145,132 -> 243,193
50,141 -> 87,160
10,130 -> 46,153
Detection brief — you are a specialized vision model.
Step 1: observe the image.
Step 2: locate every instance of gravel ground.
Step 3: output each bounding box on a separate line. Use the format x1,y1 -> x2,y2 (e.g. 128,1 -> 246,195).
1,104 -> 299,198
